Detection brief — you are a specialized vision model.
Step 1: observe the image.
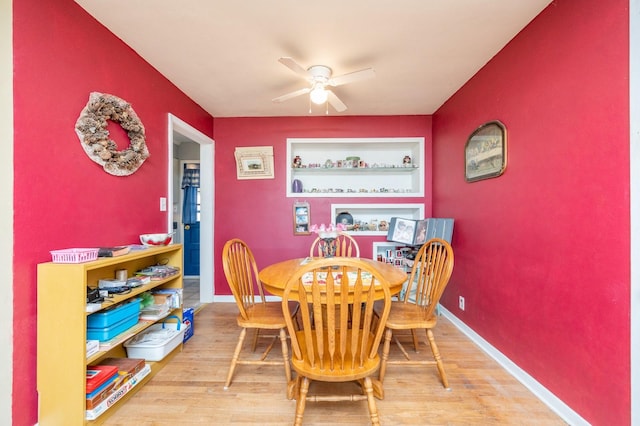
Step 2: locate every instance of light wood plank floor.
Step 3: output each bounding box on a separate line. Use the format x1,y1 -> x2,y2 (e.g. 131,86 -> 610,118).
103,303 -> 566,425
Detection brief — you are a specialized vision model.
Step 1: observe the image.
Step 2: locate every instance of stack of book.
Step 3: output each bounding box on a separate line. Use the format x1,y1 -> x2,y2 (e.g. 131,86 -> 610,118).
97,246 -> 131,257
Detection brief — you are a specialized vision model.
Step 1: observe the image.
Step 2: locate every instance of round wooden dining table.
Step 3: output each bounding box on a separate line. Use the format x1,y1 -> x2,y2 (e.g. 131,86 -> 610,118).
259,257 -> 408,298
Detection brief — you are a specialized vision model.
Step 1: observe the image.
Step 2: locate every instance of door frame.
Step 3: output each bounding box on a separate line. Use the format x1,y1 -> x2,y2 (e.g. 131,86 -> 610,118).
167,114 -> 215,303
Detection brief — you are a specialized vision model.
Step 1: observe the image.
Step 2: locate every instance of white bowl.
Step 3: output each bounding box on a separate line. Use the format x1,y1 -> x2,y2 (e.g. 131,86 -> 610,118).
139,233 -> 173,247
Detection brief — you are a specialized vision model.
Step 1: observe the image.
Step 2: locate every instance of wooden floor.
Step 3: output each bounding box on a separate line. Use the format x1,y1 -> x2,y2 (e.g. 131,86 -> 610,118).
103,303 -> 566,425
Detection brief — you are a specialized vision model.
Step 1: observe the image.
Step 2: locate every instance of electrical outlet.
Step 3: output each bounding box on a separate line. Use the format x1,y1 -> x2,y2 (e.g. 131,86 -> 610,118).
459,296 -> 465,311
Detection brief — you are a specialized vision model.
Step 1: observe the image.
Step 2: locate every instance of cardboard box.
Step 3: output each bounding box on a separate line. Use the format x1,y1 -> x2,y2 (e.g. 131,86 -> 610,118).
152,293 -> 171,305
183,307 -> 194,343
99,357 -> 145,376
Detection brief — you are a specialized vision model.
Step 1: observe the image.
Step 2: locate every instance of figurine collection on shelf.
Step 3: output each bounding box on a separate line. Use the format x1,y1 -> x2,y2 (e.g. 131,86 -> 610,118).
291,154 -> 416,169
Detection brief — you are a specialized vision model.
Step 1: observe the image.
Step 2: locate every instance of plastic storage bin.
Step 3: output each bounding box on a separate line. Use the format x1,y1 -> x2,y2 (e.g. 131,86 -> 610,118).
87,299 -> 141,328
124,316 -> 187,361
87,299 -> 141,341
86,312 -> 139,341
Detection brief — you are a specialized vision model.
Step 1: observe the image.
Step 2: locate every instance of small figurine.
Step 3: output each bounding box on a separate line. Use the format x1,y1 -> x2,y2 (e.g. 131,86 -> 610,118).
293,155 -> 302,168
403,155 -> 412,165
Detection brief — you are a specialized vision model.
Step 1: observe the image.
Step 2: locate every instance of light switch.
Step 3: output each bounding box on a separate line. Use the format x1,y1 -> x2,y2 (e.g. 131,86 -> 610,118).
160,197 -> 167,211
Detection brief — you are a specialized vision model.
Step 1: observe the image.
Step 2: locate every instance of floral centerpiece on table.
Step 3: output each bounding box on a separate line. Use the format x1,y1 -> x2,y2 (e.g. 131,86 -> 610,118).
310,223 -> 346,257
310,223 -> 347,239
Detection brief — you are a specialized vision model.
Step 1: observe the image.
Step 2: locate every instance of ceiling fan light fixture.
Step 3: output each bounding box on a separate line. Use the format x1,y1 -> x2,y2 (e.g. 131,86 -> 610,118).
309,84 -> 328,105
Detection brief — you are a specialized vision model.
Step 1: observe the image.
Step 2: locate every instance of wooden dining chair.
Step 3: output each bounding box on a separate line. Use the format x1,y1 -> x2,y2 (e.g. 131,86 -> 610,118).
281,257 -> 392,426
221,238 -> 294,390
309,232 -> 360,257
374,238 -> 454,389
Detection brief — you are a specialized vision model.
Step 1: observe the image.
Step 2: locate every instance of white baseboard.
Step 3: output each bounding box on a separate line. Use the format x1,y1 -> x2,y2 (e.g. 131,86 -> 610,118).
439,305 -> 589,426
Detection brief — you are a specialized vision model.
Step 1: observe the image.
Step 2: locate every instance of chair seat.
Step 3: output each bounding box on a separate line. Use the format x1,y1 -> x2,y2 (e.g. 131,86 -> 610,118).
374,300 -> 438,329
237,301 -> 298,329
291,330 -> 380,382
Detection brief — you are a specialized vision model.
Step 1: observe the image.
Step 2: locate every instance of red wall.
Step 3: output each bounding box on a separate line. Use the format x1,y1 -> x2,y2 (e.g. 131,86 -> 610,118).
432,0 -> 629,424
212,116 -> 432,289
12,1 -> 213,424
11,0 -> 632,425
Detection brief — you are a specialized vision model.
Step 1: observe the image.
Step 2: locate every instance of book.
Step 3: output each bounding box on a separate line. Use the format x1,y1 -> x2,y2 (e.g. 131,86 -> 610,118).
386,218 -> 454,246
98,246 -> 131,257
86,340 -> 100,358
86,365 -> 118,394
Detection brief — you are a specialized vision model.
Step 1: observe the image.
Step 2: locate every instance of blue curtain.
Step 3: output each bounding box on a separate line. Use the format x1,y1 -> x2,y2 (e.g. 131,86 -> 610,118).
181,166 -> 200,225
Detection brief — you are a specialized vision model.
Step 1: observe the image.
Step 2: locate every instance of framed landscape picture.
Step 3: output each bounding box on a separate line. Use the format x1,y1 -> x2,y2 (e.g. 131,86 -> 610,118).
465,120 -> 507,182
234,146 -> 274,180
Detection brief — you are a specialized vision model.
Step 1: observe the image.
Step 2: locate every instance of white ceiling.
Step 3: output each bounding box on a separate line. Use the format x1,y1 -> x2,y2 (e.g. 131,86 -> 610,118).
75,1 -> 551,118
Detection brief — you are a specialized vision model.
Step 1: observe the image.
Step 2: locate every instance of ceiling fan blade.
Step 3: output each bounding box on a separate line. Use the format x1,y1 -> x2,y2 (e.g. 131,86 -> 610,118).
327,90 -> 347,112
329,68 -> 376,87
272,87 -> 311,103
278,57 -> 310,78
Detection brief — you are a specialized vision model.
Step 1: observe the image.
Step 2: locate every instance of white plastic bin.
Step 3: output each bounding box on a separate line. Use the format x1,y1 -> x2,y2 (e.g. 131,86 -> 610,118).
123,316 -> 187,361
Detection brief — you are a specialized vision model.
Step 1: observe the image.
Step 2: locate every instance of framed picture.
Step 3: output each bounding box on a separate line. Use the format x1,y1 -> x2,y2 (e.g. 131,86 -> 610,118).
234,146 -> 274,180
386,217 -> 417,245
465,120 -> 507,182
293,201 -> 311,235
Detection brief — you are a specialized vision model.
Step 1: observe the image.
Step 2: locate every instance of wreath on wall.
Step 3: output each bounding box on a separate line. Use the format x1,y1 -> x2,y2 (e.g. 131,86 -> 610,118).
75,92 -> 150,176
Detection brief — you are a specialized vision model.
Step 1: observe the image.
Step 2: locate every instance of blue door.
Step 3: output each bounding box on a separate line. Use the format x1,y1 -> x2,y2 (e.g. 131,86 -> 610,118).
183,222 -> 200,276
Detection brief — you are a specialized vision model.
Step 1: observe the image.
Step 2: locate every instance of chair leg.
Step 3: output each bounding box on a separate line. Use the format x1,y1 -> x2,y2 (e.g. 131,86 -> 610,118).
363,376 -> 381,426
426,328 -> 449,389
294,376 -> 310,426
278,328 -> 292,383
411,329 -> 420,351
378,328 -> 392,384
224,327 -> 247,390
251,328 -> 260,352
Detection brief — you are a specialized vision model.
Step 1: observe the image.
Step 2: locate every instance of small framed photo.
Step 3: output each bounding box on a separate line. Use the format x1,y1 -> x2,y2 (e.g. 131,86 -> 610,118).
234,146 -> 274,180
293,201 -> 311,235
387,217 -> 417,245
465,120 -> 507,182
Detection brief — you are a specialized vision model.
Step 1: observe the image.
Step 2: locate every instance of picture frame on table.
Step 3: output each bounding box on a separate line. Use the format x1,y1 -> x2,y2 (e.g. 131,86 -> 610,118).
234,146 -> 275,180
387,217 -> 417,245
293,201 -> 311,235
386,217 -> 455,246
465,120 -> 507,182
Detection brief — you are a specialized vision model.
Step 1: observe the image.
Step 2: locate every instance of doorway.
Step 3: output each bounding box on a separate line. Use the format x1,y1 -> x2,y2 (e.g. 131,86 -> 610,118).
167,114 -> 215,304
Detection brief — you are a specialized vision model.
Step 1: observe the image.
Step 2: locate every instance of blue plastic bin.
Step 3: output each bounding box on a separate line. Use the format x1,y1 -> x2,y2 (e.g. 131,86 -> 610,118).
87,299 -> 140,328
87,312 -> 140,341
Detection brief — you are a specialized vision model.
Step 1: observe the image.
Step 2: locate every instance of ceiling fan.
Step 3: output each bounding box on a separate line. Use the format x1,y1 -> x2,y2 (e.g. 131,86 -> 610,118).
272,57 -> 375,113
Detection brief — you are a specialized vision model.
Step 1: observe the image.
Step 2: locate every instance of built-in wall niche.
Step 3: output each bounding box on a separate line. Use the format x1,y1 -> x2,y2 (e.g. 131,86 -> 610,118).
287,137 -> 425,198
331,203 -> 425,236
